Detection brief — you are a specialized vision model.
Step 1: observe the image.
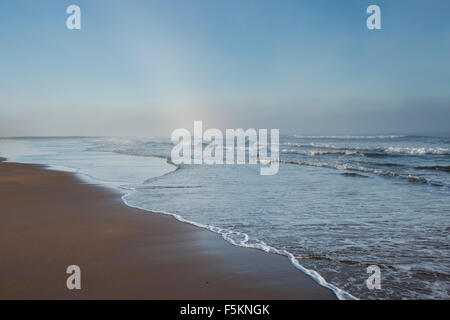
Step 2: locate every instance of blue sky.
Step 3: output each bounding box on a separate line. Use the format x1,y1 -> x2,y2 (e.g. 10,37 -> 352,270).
0,0 -> 449,136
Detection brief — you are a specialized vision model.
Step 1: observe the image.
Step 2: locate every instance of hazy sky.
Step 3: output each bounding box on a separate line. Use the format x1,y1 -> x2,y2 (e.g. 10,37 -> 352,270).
0,0 -> 449,136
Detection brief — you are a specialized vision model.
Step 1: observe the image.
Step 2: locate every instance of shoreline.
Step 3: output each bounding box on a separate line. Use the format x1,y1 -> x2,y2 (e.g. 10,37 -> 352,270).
0,158 -> 336,299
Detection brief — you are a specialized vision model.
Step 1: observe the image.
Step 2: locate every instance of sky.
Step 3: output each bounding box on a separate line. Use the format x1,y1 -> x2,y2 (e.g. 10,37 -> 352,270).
0,0 -> 449,136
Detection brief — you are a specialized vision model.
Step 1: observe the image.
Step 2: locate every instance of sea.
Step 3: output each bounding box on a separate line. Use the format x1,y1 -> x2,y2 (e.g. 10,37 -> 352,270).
0,134 -> 448,300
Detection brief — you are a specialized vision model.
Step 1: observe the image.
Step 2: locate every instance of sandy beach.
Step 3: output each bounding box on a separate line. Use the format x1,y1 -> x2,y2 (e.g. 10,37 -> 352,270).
0,158 -> 335,299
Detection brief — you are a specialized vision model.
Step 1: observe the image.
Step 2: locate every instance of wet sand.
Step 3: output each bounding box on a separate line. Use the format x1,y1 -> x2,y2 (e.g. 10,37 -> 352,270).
0,158 -> 335,299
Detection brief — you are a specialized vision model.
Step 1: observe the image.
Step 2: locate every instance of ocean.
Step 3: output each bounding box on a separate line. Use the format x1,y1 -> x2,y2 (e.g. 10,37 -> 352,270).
1,134 -> 448,299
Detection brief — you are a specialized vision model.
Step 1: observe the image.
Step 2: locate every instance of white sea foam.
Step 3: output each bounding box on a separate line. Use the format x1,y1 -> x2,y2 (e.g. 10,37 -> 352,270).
293,135 -> 407,139
386,146 -> 449,155
282,142 -> 450,156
